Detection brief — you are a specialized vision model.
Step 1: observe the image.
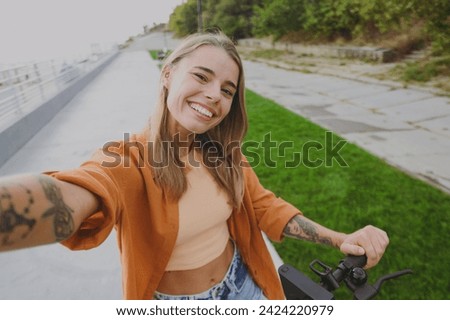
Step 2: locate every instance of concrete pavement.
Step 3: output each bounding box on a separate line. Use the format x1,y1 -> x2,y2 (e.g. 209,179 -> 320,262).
243,60 -> 450,194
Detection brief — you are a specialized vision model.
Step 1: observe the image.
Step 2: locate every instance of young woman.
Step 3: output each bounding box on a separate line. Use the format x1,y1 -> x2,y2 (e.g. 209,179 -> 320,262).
0,32 -> 389,300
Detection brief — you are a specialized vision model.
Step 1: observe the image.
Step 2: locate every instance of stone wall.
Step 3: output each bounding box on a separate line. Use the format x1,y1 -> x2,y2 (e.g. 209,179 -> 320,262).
238,38 -> 396,62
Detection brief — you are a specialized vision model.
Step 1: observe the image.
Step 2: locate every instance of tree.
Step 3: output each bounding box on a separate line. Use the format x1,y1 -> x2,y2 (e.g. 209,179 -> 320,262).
411,0 -> 450,54
169,0 -> 262,39
168,0 -> 198,37
252,0 -> 306,40
207,0 -> 261,39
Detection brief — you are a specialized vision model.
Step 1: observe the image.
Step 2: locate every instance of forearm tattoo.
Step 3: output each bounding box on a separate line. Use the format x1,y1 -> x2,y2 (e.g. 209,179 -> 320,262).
0,177 -> 74,246
284,215 -> 333,246
0,185 -> 36,246
39,177 -> 74,241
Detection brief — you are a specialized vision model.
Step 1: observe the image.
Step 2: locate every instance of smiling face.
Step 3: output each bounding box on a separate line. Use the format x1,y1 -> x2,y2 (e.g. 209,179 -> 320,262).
163,45 -> 240,138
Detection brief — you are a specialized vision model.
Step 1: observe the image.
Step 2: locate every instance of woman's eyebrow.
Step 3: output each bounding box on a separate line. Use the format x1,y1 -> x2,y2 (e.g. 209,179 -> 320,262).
194,66 -> 237,89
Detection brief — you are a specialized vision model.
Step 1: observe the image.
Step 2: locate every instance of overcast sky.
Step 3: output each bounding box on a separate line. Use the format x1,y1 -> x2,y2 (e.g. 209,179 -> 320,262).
0,0 -> 184,62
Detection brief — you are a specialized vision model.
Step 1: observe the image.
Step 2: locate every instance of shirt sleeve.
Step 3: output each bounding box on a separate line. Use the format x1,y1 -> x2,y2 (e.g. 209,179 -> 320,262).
242,159 -> 301,242
45,148 -> 124,250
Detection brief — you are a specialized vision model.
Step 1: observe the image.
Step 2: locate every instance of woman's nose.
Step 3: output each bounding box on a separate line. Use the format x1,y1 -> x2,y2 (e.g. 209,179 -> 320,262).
205,82 -> 221,102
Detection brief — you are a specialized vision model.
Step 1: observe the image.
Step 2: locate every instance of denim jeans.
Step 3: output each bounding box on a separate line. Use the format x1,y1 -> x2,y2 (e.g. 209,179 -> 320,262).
154,242 -> 267,300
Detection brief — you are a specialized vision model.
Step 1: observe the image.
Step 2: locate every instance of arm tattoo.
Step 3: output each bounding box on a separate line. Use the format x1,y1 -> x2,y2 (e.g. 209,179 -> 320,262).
0,185 -> 36,246
284,215 -> 333,246
39,177 -> 75,241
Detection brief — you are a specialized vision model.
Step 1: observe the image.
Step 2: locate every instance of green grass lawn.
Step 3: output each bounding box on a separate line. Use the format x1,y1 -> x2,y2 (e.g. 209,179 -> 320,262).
148,50 -> 159,60
244,89 -> 450,299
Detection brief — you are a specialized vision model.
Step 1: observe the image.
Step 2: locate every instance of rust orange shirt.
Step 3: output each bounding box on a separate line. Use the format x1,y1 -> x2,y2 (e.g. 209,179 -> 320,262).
49,132 -> 300,299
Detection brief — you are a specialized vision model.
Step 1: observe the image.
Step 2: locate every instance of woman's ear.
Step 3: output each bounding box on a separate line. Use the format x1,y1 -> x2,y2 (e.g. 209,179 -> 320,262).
162,65 -> 172,88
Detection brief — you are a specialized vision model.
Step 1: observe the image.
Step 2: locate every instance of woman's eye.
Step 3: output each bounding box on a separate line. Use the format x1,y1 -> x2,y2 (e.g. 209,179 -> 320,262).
194,73 -> 207,82
222,88 -> 234,97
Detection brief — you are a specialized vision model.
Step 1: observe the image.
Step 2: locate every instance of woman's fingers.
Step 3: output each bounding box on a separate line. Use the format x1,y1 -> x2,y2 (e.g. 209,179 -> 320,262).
340,225 -> 389,269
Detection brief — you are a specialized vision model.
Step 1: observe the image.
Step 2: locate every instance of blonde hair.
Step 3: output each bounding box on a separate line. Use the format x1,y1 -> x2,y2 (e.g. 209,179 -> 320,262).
149,31 -> 248,209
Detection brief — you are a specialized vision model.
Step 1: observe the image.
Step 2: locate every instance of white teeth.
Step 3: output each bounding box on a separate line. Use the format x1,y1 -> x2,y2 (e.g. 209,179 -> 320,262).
189,103 -> 213,118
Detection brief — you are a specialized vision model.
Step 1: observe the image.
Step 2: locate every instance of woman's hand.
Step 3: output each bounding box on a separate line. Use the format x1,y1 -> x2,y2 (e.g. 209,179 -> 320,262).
339,225 -> 389,269
283,215 -> 389,269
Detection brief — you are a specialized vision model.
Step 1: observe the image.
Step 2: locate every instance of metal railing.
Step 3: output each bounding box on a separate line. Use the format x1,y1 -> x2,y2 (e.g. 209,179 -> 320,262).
0,49 -> 118,130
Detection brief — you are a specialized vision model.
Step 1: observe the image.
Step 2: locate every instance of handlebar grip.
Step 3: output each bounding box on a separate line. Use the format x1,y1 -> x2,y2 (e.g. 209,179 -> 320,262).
342,255 -> 367,268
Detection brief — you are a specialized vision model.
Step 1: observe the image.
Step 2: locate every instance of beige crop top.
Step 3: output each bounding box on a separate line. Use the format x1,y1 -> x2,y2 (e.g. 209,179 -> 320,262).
165,157 -> 233,271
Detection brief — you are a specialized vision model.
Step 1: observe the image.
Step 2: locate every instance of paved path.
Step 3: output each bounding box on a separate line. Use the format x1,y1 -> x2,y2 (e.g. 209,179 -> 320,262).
243,60 -> 450,194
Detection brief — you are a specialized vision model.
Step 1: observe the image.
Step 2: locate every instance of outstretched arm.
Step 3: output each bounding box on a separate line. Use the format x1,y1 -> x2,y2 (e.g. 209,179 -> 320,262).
283,214 -> 389,269
0,174 -> 98,252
